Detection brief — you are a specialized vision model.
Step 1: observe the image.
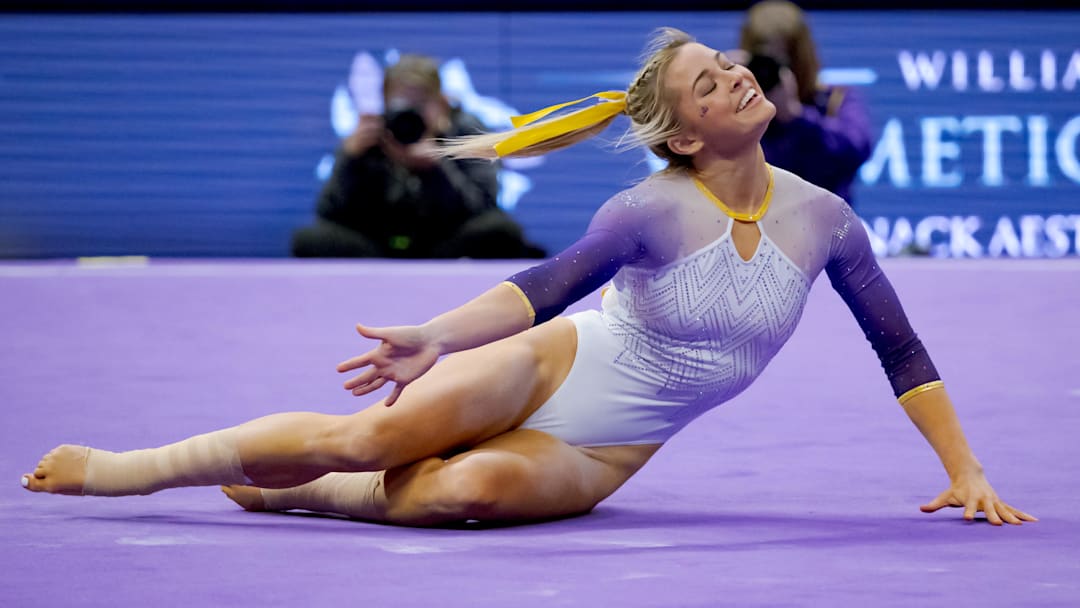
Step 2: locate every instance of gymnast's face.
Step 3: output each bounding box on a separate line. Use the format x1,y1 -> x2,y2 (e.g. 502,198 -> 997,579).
663,42 -> 775,157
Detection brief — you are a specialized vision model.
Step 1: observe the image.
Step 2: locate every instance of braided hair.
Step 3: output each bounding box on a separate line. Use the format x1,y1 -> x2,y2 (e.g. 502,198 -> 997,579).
623,27 -> 696,170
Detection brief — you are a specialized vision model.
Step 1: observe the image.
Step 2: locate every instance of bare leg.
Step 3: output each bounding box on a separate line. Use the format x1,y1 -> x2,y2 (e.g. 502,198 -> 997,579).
223,429 -> 662,527
23,319 -> 577,497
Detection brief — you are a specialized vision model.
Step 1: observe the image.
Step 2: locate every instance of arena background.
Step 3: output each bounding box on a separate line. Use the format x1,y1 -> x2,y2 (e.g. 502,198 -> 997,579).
2,7 -> 1077,258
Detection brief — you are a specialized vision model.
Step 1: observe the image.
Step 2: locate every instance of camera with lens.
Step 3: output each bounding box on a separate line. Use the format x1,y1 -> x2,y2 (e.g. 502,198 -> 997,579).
384,104 -> 427,145
746,54 -> 784,93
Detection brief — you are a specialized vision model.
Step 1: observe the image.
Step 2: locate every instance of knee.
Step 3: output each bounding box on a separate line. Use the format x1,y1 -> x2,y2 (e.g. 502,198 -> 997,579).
312,417 -> 401,472
410,456 -> 515,521
439,458 -> 508,515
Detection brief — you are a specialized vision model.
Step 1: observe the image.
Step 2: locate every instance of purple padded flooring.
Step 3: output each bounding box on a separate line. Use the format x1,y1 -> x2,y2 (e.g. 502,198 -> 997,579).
2,258 -> 1078,607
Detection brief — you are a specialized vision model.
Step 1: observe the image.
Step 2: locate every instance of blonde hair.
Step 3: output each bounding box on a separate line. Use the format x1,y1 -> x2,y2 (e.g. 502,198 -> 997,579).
739,0 -> 820,104
439,27 -> 695,167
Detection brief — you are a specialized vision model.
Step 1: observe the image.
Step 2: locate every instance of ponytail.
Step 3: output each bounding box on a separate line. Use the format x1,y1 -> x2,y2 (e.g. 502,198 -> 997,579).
439,91 -> 627,160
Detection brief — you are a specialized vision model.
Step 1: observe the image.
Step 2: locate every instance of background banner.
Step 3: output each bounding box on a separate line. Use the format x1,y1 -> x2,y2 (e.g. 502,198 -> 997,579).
2,12 -> 1076,258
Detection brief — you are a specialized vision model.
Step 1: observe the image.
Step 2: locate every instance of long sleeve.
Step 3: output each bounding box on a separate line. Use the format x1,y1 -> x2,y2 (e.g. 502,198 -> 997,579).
505,228 -> 643,325
825,201 -> 942,402
504,186 -> 657,325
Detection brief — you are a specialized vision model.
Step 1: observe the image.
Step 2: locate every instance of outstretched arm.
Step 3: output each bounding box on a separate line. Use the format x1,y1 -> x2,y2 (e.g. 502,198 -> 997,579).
337,283 -> 534,405
902,388 -> 1036,525
825,201 -> 1035,525
338,207 -> 645,405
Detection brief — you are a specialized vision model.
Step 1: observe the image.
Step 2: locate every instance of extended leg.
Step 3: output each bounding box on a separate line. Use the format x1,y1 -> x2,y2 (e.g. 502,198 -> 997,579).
23,318 -> 577,497
24,428 -> 249,496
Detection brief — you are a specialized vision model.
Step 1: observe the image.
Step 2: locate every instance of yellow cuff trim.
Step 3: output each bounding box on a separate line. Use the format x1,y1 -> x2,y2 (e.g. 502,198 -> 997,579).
494,91 -> 627,157
897,380 -> 945,406
501,281 -> 536,325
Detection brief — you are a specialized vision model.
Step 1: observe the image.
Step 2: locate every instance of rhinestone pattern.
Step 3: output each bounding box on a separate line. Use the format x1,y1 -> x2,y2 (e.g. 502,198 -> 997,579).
603,230 -> 811,417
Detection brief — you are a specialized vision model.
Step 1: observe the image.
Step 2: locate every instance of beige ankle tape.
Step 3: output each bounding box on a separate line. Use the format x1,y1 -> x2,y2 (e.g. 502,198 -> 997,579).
261,471 -> 386,520
83,427 -> 251,496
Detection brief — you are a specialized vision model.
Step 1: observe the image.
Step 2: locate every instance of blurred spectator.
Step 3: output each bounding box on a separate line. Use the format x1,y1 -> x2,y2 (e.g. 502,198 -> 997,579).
738,0 -> 872,205
292,54 -> 545,259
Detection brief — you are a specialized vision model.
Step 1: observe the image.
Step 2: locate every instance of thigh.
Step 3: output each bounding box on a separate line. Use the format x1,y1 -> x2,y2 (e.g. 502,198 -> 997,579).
344,316 -> 578,470
385,428 -> 661,525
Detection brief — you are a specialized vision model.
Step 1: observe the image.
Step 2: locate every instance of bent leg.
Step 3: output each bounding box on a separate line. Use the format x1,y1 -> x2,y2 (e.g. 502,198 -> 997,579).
229,429 -> 660,527
24,318 -> 578,497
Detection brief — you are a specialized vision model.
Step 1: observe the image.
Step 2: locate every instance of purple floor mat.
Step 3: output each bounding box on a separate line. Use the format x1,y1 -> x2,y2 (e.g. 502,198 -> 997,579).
2,258 -> 1078,607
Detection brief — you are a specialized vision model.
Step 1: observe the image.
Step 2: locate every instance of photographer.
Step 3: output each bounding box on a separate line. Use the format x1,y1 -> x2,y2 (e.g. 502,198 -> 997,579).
738,0 -> 872,205
292,54 -> 545,259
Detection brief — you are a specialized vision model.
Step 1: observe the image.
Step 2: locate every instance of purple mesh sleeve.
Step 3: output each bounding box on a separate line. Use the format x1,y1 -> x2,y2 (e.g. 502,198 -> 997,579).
825,203 -> 941,399
506,228 -> 644,325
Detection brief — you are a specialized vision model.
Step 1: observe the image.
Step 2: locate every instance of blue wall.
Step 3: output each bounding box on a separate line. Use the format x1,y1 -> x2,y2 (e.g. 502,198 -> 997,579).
2,12 -> 1078,258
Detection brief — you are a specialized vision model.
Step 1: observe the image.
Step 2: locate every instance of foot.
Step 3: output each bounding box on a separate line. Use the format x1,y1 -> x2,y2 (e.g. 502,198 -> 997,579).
221,485 -> 267,511
21,445 -> 90,495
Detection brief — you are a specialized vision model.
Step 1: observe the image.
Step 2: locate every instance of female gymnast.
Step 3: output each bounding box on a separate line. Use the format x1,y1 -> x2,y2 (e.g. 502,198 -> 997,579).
23,28 -> 1034,527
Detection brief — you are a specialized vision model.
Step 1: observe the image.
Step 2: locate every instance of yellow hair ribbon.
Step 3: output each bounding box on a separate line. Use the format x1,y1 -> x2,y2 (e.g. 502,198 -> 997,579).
494,91 -> 627,157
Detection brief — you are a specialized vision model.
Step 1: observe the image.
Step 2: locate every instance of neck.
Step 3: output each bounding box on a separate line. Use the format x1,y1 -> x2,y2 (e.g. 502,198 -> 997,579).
690,146 -> 770,215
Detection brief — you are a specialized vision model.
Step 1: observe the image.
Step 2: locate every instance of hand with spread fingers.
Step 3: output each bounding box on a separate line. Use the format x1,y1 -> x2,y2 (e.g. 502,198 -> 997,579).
921,470 -> 1037,526
337,324 -> 440,407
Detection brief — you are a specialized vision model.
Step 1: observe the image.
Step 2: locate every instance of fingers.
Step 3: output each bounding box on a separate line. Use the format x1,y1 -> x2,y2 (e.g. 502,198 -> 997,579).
354,323 -> 382,339
384,384 -> 405,407
922,486 -> 1037,526
342,367 -> 379,390
920,489 -> 956,513
979,498 -> 1004,526
337,353 -> 373,373
1000,501 -> 1038,524
351,376 -> 387,397
956,495 -> 1033,526
998,502 -> 1022,526
1010,505 -> 1039,523
963,500 -> 978,522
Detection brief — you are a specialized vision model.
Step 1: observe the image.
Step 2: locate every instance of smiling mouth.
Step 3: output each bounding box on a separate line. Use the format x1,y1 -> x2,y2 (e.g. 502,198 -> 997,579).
736,87 -> 758,112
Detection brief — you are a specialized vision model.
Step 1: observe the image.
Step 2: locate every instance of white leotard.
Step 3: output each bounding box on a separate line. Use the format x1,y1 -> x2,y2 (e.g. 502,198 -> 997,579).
516,166 -> 937,446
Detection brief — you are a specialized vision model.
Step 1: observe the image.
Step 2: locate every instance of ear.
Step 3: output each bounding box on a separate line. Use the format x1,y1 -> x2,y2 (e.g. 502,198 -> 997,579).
666,130 -> 703,157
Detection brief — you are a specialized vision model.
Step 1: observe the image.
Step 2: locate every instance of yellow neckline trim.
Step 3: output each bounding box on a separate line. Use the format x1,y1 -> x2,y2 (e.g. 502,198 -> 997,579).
691,165 -> 774,223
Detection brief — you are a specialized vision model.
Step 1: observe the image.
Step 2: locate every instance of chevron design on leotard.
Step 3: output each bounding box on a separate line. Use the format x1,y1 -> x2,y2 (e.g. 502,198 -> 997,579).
604,231 -> 811,412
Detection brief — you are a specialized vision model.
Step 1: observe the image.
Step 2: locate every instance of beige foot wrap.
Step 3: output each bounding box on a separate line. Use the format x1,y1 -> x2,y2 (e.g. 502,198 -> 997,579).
261,471 -> 386,520
83,427 -> 251,496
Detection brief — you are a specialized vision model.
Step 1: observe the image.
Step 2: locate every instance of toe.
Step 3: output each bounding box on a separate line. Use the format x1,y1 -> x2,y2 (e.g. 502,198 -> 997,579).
221,485 -> 266,511
21,474 -> 44,492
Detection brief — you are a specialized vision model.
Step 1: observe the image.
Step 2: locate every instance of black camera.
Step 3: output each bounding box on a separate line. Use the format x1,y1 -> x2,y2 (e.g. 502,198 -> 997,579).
746,54 -> 783,93
384,106 -> 427,145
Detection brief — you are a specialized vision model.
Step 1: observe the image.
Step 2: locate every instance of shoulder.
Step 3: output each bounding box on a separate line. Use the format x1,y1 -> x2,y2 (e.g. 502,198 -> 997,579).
595,172 -> 685,221
771,165 -> 843,213
769,166 -> 856,252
